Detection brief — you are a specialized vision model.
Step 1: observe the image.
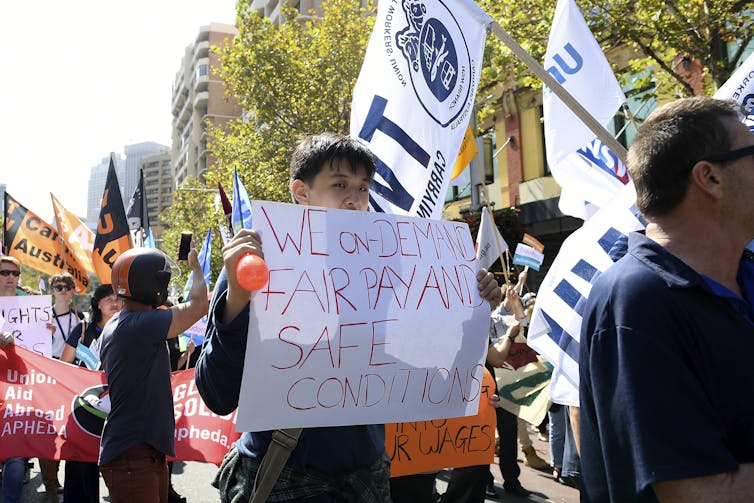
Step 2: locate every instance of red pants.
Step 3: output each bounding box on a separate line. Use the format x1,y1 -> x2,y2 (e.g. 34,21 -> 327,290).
100,443 -> 168,503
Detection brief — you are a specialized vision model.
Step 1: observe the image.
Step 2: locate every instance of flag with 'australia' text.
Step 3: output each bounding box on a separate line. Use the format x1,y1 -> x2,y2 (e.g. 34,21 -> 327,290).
350,0 -> 491,219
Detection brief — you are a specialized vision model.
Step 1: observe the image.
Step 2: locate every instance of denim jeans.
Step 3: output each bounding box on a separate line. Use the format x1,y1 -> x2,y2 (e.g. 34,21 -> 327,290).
1,457 -> 25,503
548,405 -> 566,469
561,406 -> 580,478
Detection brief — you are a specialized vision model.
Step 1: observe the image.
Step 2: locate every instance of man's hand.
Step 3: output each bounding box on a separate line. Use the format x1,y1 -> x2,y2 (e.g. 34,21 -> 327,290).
222,229 -> 264,323
477,268 -> 502,307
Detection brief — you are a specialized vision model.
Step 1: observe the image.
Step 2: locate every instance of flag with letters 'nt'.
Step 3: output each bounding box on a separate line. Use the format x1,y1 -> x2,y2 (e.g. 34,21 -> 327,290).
543,0 -> 628,220
4,193 -> 90,293
350,0 -> 491,219
92,155 -> 133,284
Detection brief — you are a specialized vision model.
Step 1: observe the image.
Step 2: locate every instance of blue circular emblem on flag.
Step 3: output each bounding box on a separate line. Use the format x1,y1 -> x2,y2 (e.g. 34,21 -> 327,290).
418,19 -> 458,102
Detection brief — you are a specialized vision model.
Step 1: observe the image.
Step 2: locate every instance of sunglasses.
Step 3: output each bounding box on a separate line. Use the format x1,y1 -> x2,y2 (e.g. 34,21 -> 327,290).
702,144 -> 754,163
0,270 -> 21,277
53,284 -> 73,292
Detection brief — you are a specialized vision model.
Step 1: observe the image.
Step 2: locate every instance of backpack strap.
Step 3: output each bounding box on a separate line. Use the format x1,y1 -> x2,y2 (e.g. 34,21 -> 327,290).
249,428 -> 303,503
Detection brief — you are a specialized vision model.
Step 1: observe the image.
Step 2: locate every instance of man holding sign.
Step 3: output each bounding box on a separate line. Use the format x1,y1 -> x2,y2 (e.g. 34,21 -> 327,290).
197,133 -> 502,502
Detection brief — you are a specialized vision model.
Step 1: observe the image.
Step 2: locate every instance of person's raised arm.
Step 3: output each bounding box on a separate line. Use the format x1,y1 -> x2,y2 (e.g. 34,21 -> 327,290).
168,247 -> 209,339
486,323 -> 521,367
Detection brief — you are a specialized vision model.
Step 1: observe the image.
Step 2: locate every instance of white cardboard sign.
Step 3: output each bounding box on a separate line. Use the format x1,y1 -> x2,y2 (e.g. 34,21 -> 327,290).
237,201 -> 490,431
0,295 -> 53,357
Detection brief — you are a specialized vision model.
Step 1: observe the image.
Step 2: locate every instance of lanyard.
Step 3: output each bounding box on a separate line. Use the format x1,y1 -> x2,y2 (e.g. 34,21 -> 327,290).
52,307 -> 73,340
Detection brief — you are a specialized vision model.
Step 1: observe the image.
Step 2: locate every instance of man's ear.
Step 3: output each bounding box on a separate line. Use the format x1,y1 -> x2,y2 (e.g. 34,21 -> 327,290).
290,179 -> 309,204
690,161 -> 724,200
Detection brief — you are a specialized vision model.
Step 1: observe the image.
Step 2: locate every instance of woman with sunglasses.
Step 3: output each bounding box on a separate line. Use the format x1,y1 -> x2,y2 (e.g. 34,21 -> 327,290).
36,273 -> 84,502
60,284 -> 122,503
46,273 -> 83,360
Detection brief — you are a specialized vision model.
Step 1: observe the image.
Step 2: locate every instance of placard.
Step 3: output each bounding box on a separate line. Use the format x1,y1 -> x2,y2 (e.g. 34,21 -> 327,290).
0,295 -> 53,357
237,202 -> 489,431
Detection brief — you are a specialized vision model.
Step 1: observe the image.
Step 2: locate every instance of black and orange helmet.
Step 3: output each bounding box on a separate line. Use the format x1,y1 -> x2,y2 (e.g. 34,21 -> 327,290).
111,248 -> 171,307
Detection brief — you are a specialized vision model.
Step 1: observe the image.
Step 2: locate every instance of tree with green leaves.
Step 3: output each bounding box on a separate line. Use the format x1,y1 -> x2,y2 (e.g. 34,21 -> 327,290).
159,177 -> 225,293
478,0 -> 754,101
204,0 -> 375,202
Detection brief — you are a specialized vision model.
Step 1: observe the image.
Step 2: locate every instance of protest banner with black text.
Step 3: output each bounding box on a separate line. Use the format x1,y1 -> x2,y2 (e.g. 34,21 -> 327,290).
237,201 -> 490,431
0,295 -> 53,357
386,368 -> 496,477
4,193 -> 90,293
51,193 -> 96,275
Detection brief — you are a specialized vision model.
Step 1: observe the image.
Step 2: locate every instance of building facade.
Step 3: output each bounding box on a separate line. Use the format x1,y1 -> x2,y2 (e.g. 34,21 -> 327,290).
171,23 -> 241,186
138,149 -> 173,241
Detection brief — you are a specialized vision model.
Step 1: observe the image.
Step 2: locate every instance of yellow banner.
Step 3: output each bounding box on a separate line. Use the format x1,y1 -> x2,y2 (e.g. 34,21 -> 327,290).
3,193 -> 90,293
51,193 -> 95,274
450,125 -> 478,180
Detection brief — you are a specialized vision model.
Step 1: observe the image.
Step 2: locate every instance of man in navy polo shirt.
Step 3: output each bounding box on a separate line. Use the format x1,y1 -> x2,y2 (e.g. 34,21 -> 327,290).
580,97 -> 754,502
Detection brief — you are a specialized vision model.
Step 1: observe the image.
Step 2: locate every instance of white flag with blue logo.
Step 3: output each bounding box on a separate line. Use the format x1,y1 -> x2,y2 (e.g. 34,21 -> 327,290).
714,50 -> 754,133
231,167 -> 253,234
350,0 -> 492,219
527,183 -> 645,405
543,0 -> 628,220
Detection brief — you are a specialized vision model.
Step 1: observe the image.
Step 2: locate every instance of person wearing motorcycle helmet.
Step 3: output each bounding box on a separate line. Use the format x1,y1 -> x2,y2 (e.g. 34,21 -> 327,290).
98,246 -> 208,503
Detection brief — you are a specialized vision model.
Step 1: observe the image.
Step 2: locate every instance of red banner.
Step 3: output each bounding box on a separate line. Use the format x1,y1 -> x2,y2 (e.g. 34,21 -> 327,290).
0,345 -> 240,464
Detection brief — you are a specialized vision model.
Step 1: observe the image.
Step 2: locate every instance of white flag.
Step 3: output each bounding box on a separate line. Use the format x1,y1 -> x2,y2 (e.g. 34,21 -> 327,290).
350,0 -> 491,219
543,0 -> 628,220
527,182 -> 644,405
714,50 -> 754,132
475,206 -> 508,271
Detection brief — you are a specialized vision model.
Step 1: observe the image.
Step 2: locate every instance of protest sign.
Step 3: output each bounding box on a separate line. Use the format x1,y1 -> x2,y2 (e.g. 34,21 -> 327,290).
0,295 -> 53,357
237,201 -> 490,431
0,345 -> 240,464
386,368 -> 496,477
494,359 -> 553,427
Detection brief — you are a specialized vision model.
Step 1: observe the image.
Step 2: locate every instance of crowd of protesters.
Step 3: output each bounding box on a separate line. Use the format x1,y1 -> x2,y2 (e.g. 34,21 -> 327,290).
3,96 -> 753,502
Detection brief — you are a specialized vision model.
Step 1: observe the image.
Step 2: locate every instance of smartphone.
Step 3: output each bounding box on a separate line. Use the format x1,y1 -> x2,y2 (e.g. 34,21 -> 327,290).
177,232 -> 192,261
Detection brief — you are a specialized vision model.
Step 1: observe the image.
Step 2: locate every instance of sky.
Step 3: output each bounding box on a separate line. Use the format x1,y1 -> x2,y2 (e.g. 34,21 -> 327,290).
0,0 -> 238,221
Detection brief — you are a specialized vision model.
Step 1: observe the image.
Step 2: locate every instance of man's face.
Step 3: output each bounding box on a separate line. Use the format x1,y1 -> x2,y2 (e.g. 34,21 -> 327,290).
719,118 -> 754,237
291,159 -> 371,211
0,263 -> 21,296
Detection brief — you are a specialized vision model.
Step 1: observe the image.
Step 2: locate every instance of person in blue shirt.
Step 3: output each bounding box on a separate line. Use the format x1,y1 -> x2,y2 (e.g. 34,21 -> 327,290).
196,133 -> 502,502
580,97 -> 754,502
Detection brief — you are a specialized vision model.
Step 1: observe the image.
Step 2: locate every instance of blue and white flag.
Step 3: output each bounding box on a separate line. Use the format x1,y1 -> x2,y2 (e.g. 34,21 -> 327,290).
182,229 -> 212,301
543,0 -> 628,220
527,183 -> 645,405
714,50 -> 754,133
350,0 -> 492,219
231,167 -> 253,234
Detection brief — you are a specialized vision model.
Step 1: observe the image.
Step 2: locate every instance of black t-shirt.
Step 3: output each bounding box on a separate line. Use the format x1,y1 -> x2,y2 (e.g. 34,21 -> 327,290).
65,321 -> 104,367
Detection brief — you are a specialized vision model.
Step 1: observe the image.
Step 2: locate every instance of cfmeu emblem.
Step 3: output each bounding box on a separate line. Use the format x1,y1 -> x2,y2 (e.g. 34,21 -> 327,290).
396,0 -> 471,126
742,93 -> 754,132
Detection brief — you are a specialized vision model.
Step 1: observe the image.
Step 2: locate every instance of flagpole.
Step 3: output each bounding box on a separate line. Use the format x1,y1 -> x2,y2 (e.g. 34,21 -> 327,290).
474,138 -> 512,286
488,21 -> 628,164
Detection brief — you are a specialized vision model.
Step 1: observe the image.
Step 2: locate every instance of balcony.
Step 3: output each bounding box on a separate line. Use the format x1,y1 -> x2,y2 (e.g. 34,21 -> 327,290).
193,91 -> 209,110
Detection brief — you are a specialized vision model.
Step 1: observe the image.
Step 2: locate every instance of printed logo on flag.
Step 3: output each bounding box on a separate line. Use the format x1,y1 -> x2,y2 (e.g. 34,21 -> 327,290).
576,138 -> 630,184
396,0 -> 474,127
